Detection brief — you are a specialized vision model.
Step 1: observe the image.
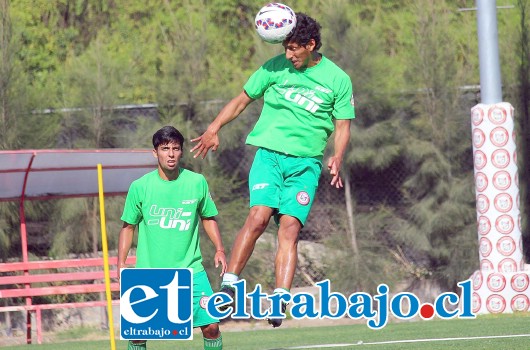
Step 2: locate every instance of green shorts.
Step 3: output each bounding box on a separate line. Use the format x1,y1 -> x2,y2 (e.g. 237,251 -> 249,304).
193,270 -> 219,328
248,148 -> 322,226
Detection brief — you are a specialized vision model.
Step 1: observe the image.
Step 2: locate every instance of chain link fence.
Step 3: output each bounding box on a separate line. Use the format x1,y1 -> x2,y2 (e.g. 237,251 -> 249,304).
0,103 -> 475,344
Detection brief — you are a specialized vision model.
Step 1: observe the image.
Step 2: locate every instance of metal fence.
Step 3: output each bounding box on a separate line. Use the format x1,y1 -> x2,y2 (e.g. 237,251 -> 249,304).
0,103 -> 474,345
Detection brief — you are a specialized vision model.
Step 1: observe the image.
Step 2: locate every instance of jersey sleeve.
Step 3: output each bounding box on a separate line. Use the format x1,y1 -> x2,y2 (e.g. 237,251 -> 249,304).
243,58 -> 277,100
120,181 -> 143,225
199,176 -> 218,218
333,75 -> 356,120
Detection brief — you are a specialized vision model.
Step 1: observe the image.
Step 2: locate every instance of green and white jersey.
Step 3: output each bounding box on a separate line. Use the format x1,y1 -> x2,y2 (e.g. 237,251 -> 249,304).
244,54 -> 355,158
121,169 -> 218,272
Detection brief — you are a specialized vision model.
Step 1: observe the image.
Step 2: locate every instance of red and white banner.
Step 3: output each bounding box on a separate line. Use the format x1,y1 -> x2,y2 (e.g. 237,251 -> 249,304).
469,102 -> 530,314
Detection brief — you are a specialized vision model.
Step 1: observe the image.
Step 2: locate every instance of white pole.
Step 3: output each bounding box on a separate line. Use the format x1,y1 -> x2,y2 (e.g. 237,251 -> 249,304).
477,0 -> 502,103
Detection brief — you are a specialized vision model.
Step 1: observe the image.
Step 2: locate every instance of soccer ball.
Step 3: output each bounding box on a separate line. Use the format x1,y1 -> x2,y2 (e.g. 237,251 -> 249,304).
254,3 -> 296,44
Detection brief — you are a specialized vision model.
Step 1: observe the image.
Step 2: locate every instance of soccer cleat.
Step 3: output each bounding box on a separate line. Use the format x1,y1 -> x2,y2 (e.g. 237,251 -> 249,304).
218,284 -> 236,312
267,301 -> 287,328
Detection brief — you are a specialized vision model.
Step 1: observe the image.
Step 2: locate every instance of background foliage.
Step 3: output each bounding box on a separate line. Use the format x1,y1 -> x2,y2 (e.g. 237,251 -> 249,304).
1,0 -> 529,301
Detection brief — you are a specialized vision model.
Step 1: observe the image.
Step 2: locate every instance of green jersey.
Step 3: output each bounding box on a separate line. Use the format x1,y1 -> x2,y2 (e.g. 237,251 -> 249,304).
121,169 -> 218,272
244,54 -> 355,157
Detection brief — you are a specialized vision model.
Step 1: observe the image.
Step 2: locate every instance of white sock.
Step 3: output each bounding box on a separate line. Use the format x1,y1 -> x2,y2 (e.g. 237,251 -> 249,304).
222,272 -> 239,286
273,287 -> 290,294
273,288 -> 290,305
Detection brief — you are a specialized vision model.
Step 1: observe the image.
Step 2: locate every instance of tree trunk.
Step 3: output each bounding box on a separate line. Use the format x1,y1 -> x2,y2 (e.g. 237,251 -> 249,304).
344,171 -> 359,255
518,0 -> 530,259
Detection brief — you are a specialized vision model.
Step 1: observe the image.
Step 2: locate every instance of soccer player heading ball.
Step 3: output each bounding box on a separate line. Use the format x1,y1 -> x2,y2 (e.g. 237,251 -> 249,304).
191,10 -> 355,328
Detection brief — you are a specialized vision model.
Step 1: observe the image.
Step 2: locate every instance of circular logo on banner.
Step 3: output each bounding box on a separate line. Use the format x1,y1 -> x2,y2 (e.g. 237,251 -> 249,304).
488,106 -> 507,125
473,271 -> 483,290
494,193 -> 513,213
474,150 -> 487,170
296,191 -> 310,206
491,149 -> 510,169
481,259 -> 494,272
472,107 -> 484,126
511,295 -> 530,312
472,292 -> 482,313
486,294 -> 506,313
479,237 -> 492,257
498,258 -> 518,273
497,236 -> 516,256
511,273 -> 530,292
492,171 -> 511,191
487,273 -> 507,292
515,172 -> 519,188
476,194 -> 490,214
478,216 -> 491,235
475,172 -> 488,192
519,214 -> 522,231
495,215 -> 514,234
200,296 -> 209,309
512,130 -> 517,144
473,128 -> 486,148
513,150 -> 517,165
490,127 -> 509,147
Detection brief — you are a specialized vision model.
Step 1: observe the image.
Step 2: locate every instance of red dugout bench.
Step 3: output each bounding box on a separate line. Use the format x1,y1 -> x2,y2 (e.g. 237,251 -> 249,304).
0,256 -> 136,344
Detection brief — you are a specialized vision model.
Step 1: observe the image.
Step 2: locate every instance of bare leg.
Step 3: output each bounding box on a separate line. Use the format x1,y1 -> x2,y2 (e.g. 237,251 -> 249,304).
275,215 -> 302,290
266,214 -> 301,328
201,323 -> 222,349
201,323 -> 220,339
226,206 -> 274,274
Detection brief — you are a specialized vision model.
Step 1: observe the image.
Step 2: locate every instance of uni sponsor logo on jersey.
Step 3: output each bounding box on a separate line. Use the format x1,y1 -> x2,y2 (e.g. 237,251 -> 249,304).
147,205 -> 192,231
284,88 -> 324,113
277,82 -> 326,113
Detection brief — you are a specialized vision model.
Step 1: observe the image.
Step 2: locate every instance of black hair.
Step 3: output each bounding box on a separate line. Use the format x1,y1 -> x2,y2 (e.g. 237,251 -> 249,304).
152,126 -> 185,149
284,13 -> 322,50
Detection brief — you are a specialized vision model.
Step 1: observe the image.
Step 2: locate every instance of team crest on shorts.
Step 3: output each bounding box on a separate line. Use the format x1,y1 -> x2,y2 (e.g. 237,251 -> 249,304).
296,191 -> 310,206
200,296 -> 209,309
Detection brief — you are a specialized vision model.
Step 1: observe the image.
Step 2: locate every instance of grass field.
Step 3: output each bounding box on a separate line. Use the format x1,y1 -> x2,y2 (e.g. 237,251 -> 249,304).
2,313 -> 529,349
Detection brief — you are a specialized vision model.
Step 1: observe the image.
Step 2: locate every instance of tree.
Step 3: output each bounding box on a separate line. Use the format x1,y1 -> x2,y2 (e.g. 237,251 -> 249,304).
390,0 -> 478,290
48,32 -> 132,257
0,0 -> 29,149
317,0 -> 411,292
514,0 -> 530,259
2,0 -> 524,295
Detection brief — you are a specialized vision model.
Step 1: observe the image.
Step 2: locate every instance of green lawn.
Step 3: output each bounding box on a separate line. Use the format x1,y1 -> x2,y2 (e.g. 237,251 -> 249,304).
2,313 -> 529,350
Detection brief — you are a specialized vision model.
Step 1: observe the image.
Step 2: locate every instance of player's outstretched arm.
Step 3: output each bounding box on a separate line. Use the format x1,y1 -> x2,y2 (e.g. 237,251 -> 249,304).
201,217 -> 227,276
117,222 -> 136,281
190,91 -> 253,159
328,119 -> 351,189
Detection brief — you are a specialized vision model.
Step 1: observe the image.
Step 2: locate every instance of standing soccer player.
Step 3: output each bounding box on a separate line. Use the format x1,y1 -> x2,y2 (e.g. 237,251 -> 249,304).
191,12 -> 355,328
118,126 -> 227,350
